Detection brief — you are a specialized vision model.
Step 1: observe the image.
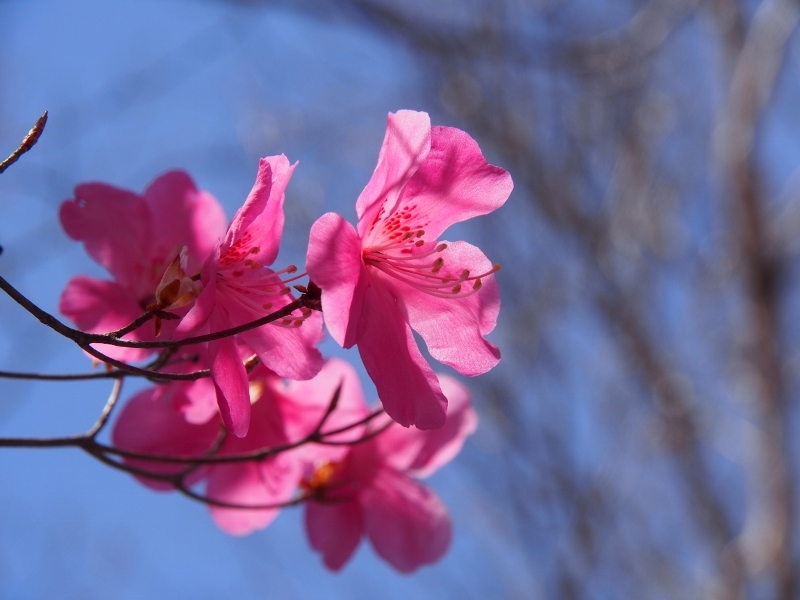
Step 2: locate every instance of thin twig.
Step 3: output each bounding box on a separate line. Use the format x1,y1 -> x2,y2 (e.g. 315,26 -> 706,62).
317,408 -> 384,436
90,409 -> 385,464
90,298 -> 307,349
176,482 -> 310,510
310,381 -> 343,437
0,369 -> 125,381
79,344 -> 210,382
0,111 -> 48,175
106,311 -> 159,339
315,420 -> 393,446
0,435 -> 87,448
86,379 -> 124,437
0,274 -> 312,351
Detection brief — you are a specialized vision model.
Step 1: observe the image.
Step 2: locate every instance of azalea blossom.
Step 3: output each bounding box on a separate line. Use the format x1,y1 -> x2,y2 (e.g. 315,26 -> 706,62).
111,379 -> 220,492
176,155 -> 324,437
302,374 -> 477,573
59,171 -> 227,361
112,358 -> 368,535
307,110 -> 512,429
207,358 -> 367,534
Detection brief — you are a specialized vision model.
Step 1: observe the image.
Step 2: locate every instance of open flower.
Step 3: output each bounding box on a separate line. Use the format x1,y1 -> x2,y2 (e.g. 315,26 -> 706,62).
59,171 -> 227,361
112,358 -> 368,535
302,374 -> 477,572
207,358 -> 367,535
177,156 -> 323,437
307,110 -> 512,429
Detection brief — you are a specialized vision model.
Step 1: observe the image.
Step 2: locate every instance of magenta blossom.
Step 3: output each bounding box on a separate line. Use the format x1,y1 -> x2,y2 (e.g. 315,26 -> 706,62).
59,171 -> 227,361
302,374 -> 477,573
207,358 -> 367,535
112,358 -> 368,536
307,110 -> 512,429
111,379 -> 220,492
177,156 -> 323,437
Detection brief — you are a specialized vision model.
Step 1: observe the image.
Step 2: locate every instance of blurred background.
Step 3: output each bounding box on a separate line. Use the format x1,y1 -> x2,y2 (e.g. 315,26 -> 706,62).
1,0 -> 800,598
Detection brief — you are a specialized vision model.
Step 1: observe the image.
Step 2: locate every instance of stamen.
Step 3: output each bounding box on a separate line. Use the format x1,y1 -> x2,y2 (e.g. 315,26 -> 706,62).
363,227 -> 499,301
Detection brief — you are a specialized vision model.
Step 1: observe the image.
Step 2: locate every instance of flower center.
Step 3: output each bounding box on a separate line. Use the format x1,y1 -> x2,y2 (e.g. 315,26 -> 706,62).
363,221 -> 499,299
300,459 -> 343,495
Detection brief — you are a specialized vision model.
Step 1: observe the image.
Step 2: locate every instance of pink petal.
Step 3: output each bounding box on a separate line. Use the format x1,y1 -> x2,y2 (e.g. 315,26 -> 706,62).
357,111 -> 431,240
59,276 -> 153,363
208,325 -> 251,438
112,384 -> 219,491
282,357 -> 369,438
223,156 -> 294,267
238,311 -> 324,381
222,378 -> 288,454
60,183 -> 152,290
280,358 -> 370,464
206,455 -> 298,535
393,125 -> 513,242
362,468 -> 451,573
356,282 -> 447,430
174,247 -> 219,336
305,500 -> 364,571
391,241 -> 501,376
406,375 -> 477,478
306,213 -> 368,348
175,376 -> 219,425
144,171 -> 227,275
372,375 -> 476,476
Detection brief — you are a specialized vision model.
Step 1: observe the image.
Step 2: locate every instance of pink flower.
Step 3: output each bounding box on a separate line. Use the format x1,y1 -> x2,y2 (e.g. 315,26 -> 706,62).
302,374 -> 477,573
111,380 -> 220,492
207,359 -> 367,535
177,156 -> 323,437
59,171 -> 227,361
307,110 -> 512,429
112,358 -> 368,536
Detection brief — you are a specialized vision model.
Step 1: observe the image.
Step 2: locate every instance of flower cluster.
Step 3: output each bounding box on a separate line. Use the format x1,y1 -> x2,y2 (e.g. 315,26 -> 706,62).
58,110 -> 511,572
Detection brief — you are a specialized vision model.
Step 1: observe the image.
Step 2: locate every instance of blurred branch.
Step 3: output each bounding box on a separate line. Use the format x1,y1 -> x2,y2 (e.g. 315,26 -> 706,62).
715,0 -> 800,595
